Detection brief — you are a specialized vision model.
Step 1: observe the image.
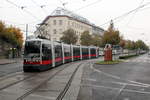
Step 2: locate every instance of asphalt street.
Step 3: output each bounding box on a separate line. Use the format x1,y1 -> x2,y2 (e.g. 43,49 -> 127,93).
1,54 -> 150,100
77,54 -> 150,100
0,61 -> 23,77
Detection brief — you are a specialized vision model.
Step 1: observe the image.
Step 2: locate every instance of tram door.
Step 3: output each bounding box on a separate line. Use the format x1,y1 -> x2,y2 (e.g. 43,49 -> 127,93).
41,43 -> 52,67
82,47 -> 89,59
90,48 -> 96,58
63,44 -> 71,63
73,46 -> 80,61
54,43 -> 63,66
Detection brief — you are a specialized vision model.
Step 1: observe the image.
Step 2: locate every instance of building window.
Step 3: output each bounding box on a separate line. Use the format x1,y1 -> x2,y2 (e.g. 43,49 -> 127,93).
59,20 -> 63,25
81,25 -> 83,30
53,29 -> 57,34
75,23 -> 77,28
72,22 -> 74,26
59,29 -> 62,33
53,20 -> 56,25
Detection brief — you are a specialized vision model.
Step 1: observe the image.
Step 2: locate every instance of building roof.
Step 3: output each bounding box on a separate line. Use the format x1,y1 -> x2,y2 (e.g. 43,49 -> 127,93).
51,7 -> 91,24
41,7 -> 104,31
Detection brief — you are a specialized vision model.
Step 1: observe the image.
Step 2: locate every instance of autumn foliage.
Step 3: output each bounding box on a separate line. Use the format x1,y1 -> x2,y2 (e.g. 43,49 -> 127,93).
60,29 -> 78,44
101,22 -> 121,47
0,21 -> 23,49
80,31 -> 92,46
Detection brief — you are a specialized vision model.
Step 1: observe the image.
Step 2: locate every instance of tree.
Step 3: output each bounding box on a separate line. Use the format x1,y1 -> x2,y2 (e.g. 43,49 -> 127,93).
135,40 -> 149,50
0,21 -> 5,33
119,36 -> 126,48
0,21 -> 23,48
119,40 -> 126,48
125,40 -> 137,50
80,31 -> 92,46
91,34 -> 102,47
101,20 -> 121,47
0,21 -> 7,40
60,29 -> 78,44
0,21 -> 24,57
6,27 -> 23,48
125,40 -> 132,50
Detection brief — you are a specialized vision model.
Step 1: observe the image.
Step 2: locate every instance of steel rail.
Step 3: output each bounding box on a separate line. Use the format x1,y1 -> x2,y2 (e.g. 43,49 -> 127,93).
16,62 -> 78,100
0,72 -> 38,91
56,63 -> 83,100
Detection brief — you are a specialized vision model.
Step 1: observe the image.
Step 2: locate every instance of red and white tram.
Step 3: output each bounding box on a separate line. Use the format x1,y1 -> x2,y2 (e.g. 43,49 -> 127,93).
23,39 -> 99,72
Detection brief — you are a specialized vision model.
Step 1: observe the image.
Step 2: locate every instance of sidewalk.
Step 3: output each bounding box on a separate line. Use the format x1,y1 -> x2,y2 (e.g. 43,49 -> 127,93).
0,58 -> 22,65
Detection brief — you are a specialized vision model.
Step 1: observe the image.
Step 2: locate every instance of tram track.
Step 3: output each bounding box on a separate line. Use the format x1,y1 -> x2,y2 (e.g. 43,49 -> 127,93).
0,69 -> 24,79
56,63 -> 83,100
0,59 -> 96,100
0,61 -> 76,92
15,62 -> 82,100
0,71 -> 23,81
0,72 -> 38,91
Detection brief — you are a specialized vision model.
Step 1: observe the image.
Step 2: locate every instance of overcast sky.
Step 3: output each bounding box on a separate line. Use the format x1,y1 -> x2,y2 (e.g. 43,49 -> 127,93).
0,0 -> 150,45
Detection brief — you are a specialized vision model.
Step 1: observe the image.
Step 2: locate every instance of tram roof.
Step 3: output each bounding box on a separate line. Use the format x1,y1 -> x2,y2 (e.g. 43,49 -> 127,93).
25,39 -> 99,48
25,39 -> 51,43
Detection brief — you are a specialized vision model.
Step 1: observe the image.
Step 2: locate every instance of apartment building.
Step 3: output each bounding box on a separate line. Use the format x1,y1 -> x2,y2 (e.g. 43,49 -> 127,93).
35,7 -> 104,44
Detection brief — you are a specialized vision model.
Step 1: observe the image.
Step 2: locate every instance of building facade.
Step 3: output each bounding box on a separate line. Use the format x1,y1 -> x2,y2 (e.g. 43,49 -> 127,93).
35,7 -> 104,44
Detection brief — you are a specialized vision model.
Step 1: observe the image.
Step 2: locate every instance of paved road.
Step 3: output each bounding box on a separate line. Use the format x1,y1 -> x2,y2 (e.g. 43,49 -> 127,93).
1,54 -> 150,100
0,61 -> 23,77
78,54 -> 150,100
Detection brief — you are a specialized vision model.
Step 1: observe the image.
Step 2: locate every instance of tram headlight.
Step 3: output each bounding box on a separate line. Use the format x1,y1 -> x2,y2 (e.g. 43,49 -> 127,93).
35,59 -> 40,62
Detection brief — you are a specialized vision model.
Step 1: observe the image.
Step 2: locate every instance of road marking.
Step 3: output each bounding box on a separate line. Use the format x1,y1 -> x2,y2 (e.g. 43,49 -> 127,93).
113,83 -> 127,100
90,64 -> 121,80
82,84 -> 150,94
128,80 -> 150,87
110,81 -> 148,87
83,78 -> 97,82
90,63 -> 150,87
82,79 -> 148,88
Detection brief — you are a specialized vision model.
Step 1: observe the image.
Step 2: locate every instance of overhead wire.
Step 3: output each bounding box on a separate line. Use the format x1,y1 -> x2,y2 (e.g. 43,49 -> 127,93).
73,0 -> 103,12
99,2 -> 150,26
57,0 -> 68,8
4,0 -> 43,35
126,0 -> 145,26
5,0 -> 40,21
30,0 -> 48,15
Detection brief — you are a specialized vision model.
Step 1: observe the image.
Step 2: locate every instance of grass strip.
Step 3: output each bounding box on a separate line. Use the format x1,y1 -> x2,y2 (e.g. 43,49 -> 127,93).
96,60 -> 122,65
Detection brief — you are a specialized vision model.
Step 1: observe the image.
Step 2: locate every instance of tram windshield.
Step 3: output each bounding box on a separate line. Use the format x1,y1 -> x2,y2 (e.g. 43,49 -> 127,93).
24,41 -> 41,58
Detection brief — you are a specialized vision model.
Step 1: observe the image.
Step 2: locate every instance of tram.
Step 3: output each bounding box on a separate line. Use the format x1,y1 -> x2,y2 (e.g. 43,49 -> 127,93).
23,39 -> 99,72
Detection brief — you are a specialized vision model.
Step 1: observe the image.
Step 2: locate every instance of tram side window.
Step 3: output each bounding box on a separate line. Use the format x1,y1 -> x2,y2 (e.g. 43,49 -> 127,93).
42,44 -> 52,60
91,48 -> 96,54
64,46 -> 71,57
82,48 -> 88,56
55,45 -> 62,58
73,47 -> 80,56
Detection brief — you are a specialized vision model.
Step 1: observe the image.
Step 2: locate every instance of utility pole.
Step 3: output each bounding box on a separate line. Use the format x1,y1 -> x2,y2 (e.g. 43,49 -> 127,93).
26,24 -> 28,40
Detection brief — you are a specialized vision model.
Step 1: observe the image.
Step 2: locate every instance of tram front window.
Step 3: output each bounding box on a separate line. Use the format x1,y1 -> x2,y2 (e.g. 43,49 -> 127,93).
24,41 -> 41,58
